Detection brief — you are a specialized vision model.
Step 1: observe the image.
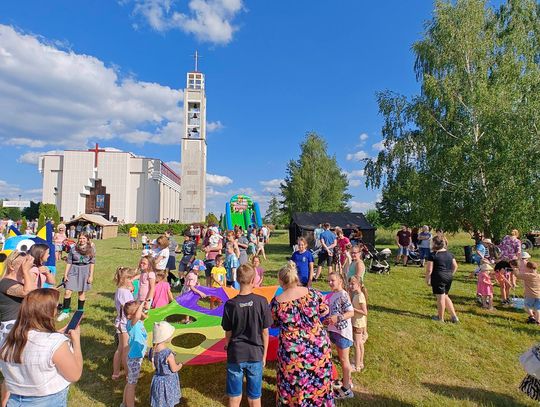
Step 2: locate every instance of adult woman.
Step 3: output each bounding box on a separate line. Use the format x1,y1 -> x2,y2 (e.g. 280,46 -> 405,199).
270,263 -> 334,406
0,289 -> 83,406
256,229 -> 267,261
53,224 -> 67,261
235,229 -> 249,265
349,229 -> 363,246
499,229 -> 522,285
425,236 -> 459,323
57,233 -> 95,321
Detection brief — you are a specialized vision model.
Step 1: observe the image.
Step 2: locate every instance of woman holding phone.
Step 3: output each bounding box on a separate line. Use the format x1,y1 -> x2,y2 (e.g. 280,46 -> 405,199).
0,288 -> 83,406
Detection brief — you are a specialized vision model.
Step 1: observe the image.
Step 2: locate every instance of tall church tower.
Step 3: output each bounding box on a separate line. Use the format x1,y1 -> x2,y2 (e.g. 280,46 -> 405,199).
180,54 -> 207,223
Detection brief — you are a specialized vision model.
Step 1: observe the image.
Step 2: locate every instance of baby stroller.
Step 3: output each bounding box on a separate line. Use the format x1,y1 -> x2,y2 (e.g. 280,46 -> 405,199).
406,247 -> 422,266
364,244 -> 392,274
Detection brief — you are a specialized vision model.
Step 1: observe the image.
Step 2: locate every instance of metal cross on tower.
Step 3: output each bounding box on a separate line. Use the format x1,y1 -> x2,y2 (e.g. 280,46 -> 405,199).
88,143 -> 106,168
193,50 -> 202,72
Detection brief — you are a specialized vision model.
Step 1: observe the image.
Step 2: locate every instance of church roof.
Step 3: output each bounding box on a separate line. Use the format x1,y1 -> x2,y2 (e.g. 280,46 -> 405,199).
65,213 -> 118,227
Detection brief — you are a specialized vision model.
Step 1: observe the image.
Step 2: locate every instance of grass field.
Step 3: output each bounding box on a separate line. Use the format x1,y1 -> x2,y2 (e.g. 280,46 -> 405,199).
61,230 -> 539,406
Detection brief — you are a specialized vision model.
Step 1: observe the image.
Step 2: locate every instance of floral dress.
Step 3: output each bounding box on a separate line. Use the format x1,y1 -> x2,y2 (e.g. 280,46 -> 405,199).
149,348 -> 181,407
270,288 -> 334,406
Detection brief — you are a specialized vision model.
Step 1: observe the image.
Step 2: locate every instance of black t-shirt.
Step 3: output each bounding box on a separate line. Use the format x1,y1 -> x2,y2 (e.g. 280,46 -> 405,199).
0,279 -> 23,322
397,230 -> 412,246
428,251 -> 455,278
221,293 -> 273,363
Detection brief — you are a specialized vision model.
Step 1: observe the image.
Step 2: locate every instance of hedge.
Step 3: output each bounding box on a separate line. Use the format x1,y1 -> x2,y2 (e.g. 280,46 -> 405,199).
118,224 -> 193,235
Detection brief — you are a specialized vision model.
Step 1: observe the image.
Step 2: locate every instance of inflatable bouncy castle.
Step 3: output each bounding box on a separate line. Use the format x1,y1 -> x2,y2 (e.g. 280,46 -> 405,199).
221,194 -> 263,231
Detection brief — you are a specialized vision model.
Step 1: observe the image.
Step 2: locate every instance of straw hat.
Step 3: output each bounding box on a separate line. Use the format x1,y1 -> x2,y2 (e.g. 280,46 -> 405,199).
480,264 -> 493,272
522,252 -> 531,260
482,238 -> 492,244
152,321 -> 175,344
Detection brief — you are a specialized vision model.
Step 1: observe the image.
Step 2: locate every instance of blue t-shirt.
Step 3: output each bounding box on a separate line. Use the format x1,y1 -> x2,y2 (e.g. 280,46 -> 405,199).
418,232 -> 432,249
291,250 -> 314,284
127,320 -> 148,359
225,254 -> 240,281
320,230 -> 336,251
475,243 -> 487,257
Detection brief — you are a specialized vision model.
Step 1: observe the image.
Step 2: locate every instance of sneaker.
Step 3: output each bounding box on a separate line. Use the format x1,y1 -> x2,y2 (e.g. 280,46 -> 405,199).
334,386 -> 354,400
450,316 -> 460,323
431,316 -> 444,322
527,316 -> 537,324
332,380 -> 343,390
57,311 -> 70,322
172,279 -> 181,288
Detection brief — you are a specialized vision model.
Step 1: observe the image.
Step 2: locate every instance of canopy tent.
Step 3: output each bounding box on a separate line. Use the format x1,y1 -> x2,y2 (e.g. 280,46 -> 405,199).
289,212 -> 376,248
65,213 -> 118,239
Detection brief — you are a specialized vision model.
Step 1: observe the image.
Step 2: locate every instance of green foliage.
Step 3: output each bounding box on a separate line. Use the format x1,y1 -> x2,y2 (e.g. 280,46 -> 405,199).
264,195 -> 287,228
38,203 -> 60,230
20,217 -> 27,232
365,0 -> 540,239
205,212 -> 219,226
364,208 -> 381,228
0,206 -> 22,221
22,201 -> 40,220
118,223 -> 191,235
281,132 -> 352,218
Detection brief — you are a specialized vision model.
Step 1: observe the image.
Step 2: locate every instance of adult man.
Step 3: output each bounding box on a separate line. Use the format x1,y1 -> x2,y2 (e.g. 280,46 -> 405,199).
314,223 -> 324,250
315,223 -> 337,280
129,223 -> 139,250
395,225 -> 412,266
165,230 -> 179,272
417,225 -> 432,267
261,225 -> 269,243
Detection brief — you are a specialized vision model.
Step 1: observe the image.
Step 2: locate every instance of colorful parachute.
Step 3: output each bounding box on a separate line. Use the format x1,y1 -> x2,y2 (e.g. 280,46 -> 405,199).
144,285 -> 283,365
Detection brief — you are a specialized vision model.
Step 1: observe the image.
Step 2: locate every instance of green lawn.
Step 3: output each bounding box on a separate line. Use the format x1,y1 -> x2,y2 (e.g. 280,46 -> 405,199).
63,230 -> 539,406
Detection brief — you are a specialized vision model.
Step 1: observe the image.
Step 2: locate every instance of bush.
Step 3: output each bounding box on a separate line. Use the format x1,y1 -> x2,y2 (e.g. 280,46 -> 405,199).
118,224 -> 192,235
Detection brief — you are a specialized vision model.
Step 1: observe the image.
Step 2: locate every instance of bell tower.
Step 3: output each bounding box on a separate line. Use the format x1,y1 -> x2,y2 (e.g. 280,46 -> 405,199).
179,52 -> 207,223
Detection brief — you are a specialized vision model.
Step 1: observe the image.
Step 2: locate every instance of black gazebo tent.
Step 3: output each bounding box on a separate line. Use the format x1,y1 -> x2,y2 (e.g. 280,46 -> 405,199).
289,212 -> 376,248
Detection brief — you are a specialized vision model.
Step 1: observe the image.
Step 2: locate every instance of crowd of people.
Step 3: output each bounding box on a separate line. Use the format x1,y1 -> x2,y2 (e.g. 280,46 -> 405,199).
1,218 -> 539,406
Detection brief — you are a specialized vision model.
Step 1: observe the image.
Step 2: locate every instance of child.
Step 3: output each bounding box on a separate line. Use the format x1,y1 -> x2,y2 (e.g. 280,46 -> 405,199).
477,264 -> 494,309
181,259 -> 207,298
225,242 -> 240,287
494,261 -> 513,305
112,267 -> 137,380
210,255 -> 227,309
152,270 -> 175,309
154,235 -> 170,272
149,321 -> 182,407
221,264 -> 272,406
178,234 -> 196,280
290,237 -> 315,287
27,243 -> 56,288
251,255 -> 264,287
325,272 -> 355,400
138,255 -> 156,310
513,257 -> 540,324
141,233 -> 148,250
349,276 -> 368,372
123,301 -> 148,407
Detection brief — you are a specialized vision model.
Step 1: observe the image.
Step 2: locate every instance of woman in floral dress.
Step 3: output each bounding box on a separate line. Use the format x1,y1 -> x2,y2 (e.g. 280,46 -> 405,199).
270,263 -> 334,406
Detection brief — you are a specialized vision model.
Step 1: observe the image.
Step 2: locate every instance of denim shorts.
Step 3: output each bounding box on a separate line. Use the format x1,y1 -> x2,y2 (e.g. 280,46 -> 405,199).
398,247 -> 409,256
226,361 -> 263,399
329,331 -> 353,349
127,357 -> 143,384
419,247 -> 431,260
8,386 -> 69,407
525,298 -> 540,311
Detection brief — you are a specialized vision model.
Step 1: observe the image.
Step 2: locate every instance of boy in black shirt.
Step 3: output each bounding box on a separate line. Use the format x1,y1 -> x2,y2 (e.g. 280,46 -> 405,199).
221,264 -> 272,407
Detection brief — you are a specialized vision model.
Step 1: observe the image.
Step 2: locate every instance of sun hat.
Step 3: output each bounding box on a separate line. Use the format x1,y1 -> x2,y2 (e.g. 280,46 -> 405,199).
522,252 -> 531,259
480,264 -> 494,272
152,321 -> 175,344
482,238 -> 492,244
191,259 -> 207,271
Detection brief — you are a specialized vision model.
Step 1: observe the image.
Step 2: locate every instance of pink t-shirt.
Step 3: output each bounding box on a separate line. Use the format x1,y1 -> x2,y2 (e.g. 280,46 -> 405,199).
29,266 -> 47,288
253,267 -> 264,287
138,271 -> 156,302
152,281 -> 171,308
184,271 -> 198,289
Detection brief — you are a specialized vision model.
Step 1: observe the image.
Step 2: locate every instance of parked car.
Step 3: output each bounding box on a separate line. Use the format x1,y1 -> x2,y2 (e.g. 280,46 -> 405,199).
522,231 -> 540,250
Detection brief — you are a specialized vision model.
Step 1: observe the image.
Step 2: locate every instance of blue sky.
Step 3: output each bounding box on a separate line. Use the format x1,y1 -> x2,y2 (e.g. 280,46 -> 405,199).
0,0 -> 436,215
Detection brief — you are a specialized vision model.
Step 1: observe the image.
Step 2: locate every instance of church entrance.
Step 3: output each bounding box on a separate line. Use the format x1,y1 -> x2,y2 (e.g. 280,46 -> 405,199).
86,179 -> 111,219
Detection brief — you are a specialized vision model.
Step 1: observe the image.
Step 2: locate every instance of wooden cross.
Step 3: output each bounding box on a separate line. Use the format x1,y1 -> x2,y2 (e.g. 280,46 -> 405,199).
88,143 -> 106,168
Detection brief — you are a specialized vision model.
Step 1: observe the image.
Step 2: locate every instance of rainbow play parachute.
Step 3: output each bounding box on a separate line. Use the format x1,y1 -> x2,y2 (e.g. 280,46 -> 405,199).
144,285 -> 283,365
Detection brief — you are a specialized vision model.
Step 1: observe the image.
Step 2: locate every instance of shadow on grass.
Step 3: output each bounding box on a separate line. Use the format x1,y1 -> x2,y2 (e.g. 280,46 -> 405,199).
348,392 -> 416,406
370,304 -> 431,320
423,382 -> 530,406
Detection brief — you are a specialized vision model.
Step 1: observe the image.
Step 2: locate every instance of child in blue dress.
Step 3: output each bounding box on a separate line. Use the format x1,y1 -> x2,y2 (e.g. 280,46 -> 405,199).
149,321 -> 182,407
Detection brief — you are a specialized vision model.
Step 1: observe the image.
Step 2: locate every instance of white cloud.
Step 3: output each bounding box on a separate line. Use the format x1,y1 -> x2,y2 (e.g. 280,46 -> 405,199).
349,179 -> 362,187
343,169 -> 364,178
0,25 -> 186,149
349,200 -> 375,212
259,178 -> 283,194
372,140 -> 385,151
207,121 -> 224,132
206,173 -> 233,186
346,150 -> 370,161
165,160 -> 181,174
17,150 -> 64,165
130,0 -> 244,44
0,180 -> 42,201
359,133 -> 368,142
206,186 -> 228,197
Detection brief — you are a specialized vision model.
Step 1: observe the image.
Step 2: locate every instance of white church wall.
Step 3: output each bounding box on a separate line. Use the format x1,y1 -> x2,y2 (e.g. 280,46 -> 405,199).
100,152 -> 130,222
60,152 -> 95,221
41,155 -> 63,215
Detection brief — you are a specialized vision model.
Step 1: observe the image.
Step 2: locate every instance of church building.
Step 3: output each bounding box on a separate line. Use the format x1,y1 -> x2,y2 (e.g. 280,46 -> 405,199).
39,147 -> 182,223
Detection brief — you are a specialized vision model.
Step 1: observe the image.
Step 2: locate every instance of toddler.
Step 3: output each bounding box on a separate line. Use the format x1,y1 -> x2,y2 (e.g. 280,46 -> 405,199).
122,301 -> 148,407
210,255 -> 227,309
181,259 -> 207,298
152,270 -> 174,309
513,257 -> 540,324
149,321 -> 182,407
477,264 -> 494,309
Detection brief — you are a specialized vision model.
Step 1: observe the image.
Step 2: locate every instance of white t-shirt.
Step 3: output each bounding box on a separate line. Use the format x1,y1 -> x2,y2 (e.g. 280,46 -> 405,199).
0,330 -> 70,396
141,235 -> 148,244
155,247 -> 170,270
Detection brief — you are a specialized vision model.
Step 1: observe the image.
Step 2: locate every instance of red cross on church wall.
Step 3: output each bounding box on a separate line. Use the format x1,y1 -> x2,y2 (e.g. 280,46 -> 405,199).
88,143 -> 106,168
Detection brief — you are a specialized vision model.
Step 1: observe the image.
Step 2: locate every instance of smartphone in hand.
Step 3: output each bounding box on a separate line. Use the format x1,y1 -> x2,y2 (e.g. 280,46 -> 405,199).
65,310 -> 84,334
